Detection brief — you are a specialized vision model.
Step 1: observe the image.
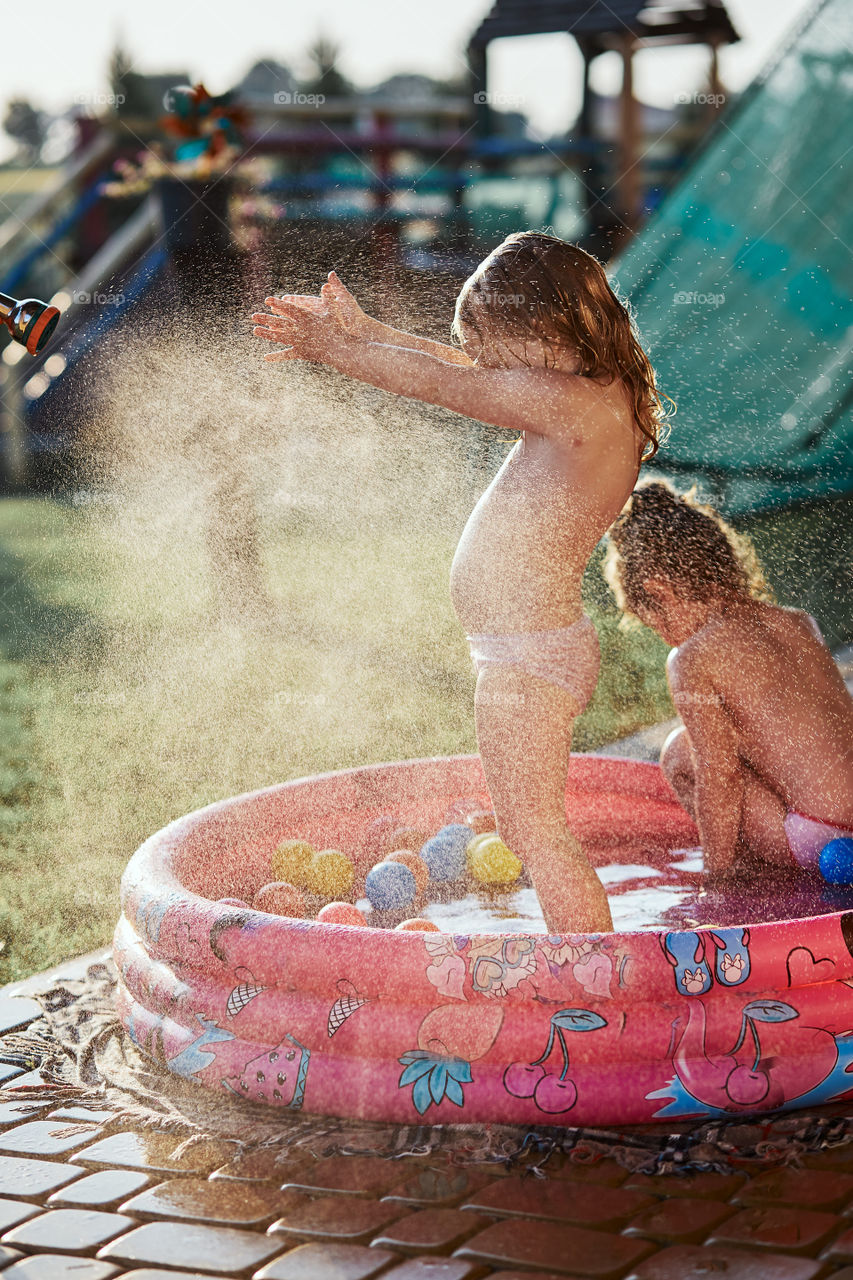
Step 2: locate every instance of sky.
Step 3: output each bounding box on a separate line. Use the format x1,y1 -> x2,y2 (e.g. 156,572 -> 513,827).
1,0 -> 818,161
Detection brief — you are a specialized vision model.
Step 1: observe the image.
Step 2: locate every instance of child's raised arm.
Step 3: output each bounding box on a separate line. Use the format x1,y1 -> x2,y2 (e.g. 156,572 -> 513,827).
251,293 -> 603,440
667,648 -> 744,877
274,272 -> 473,367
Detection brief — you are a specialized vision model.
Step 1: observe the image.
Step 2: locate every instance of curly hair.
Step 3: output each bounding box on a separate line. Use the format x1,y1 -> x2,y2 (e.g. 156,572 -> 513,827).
603,479 -> 772,618
450,230 -> 673,459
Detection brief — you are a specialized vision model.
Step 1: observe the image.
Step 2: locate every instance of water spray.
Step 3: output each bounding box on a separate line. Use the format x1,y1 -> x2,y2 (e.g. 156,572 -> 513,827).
0,292 -> 60,355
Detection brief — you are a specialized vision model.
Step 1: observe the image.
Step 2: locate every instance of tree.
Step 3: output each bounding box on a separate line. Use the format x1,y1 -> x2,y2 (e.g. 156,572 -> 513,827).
107,41 -> 151,117
302,34 -> 352,98
2,99 -> 46,163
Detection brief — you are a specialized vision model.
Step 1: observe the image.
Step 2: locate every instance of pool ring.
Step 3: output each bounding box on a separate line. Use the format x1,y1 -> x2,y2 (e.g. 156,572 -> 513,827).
114,754 -> 853,1125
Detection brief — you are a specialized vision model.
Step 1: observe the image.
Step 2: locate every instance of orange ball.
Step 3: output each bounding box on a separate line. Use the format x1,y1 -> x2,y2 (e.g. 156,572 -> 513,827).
395,918 -> 441,932
385,850 -> 429,896
465,808 -> 498,835
253,882 -> 305,918
389,826 -> 426,852
317,902 -> 368,927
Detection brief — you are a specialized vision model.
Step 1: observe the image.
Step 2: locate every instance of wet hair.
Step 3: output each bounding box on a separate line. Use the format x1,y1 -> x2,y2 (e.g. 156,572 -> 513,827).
603,479 -> 772,618
450,230 -> 673,459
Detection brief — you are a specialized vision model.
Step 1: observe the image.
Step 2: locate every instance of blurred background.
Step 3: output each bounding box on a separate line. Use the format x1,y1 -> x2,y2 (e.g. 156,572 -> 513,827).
0,0 -> 850,979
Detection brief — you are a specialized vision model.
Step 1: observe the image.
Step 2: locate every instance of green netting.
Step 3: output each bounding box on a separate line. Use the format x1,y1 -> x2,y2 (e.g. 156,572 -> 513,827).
608,0 -> 853,514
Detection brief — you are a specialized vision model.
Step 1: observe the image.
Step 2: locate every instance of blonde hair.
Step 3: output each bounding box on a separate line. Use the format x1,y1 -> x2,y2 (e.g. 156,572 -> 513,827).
451,230 -> 673,459
603,479 -> 772,618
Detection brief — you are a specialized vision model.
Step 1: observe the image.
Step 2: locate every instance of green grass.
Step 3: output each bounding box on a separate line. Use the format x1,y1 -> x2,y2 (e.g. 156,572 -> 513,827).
1,477 -> 849,985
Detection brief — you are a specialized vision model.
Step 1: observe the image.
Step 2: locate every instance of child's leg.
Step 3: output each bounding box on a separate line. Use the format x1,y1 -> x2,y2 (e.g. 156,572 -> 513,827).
661,727 -> 791,867
474,662 -> 613,934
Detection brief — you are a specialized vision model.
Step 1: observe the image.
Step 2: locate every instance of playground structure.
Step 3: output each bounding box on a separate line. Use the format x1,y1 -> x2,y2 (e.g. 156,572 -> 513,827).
0,0 -> 738,483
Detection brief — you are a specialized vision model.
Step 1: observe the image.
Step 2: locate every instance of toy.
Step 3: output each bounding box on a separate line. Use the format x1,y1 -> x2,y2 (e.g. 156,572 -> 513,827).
365,861 -> 416,911
317,902 -> 368,926
253,882 -> 305,917
819,838 -> 853,885
419,823 -> 474,881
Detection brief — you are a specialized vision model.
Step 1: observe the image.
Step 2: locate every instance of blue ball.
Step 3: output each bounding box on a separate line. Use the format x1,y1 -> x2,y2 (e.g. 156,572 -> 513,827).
419,823 -> 474,882
818,838 -> 853,885
365,861 -> 416,911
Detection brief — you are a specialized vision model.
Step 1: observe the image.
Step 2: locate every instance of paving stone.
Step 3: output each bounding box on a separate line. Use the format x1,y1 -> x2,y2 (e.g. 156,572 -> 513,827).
268,1194 -> 405,1243
453,1218 -> 654,1278
382,1167 -> 495,1209
371,1208 -> 489,1254
549,1159 -> 629,1187
2,1206 -> 135,1253
624,1170 -> 747,1200
461,1176 -> 654,1228
0,1198 -> 40,1233
734,1166 -> 853,1211
255,1241 -> 397,1278
0,1072 -> 46,1091
1,1257 -> 120,1279
818,1223 -> 853,1263
47,1168 -> 151,1207
622,1195 -> 735,1244
706,1206 -> 840,1255
283,1156 -> 412,1198
0,1119 -> 103,1157
210,1148 -> 307,1183
626,1243 -> 827,1278
96,1219 -> 282,1273
0,1102 -> 47,1129
0,1155 -> 83,1199
0,999 -> 40,1035
0,1064 -> 23,1084
801,1145 -> 853,1171
0,1245 -> 23,1266
108,1272 -> 243,1280
120,1175 -> 284,1225
73,1130 -> 236,1175
486,1273 -> 582,1280
382,1261 -> 485,1280
46,1106 -> 120,1123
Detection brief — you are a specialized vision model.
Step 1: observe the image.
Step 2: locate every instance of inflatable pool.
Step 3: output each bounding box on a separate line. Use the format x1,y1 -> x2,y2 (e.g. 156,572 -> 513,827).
114,753 -> 853,1125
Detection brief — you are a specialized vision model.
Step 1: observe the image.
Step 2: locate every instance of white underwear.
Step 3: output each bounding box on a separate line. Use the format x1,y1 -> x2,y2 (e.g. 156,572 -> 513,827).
467,615 -> 601,711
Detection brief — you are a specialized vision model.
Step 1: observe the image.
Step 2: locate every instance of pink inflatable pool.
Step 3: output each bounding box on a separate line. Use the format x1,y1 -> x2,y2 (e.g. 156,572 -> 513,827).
114,753 -> 853,1125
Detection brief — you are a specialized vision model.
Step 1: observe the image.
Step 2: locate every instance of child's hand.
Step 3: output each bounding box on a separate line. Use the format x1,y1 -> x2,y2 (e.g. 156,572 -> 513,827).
251,271 -> 374,363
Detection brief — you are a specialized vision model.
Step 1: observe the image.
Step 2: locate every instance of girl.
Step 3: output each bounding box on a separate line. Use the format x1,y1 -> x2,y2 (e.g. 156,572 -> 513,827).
252,231 -> 669,932
604,481 -> 853,880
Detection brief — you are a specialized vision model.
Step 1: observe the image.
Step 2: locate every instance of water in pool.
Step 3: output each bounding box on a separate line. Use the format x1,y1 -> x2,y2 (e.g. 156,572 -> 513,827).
356,843 -> 853,934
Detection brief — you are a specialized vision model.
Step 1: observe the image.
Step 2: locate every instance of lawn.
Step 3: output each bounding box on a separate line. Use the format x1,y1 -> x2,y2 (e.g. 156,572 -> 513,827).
0,429 -> 849,983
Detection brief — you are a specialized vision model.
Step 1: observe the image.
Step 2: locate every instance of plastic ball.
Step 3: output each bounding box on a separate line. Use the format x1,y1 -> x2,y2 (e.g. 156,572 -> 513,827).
465,808 -> 498,835
385,850 -> 429,895
253,882 -> 305,918
420,824 -> 474,882
365,861 -> 417,911
389,826 -> 426,852
271,840 -> 315,885
303,849 -> 354,898
317,902 -> 368,927
395,918 -> 441,932
467,835 -> 523,885
819,837 -> 853,885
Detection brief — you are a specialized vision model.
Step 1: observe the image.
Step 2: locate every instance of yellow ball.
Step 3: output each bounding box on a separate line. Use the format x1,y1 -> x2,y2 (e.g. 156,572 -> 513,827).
465,832 -> 501,860
303,849 -> 355,898
467,836 -> 523,885
271,840 -> 315,886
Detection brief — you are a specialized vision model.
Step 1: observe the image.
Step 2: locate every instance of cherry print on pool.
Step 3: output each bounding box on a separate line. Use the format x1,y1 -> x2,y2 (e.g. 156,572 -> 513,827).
502,1007 -> 608,1114
222,1032 -> 310,1108
662,928 -> 751,996
650,994 -> 853,1119
398,1001 -> 504,1115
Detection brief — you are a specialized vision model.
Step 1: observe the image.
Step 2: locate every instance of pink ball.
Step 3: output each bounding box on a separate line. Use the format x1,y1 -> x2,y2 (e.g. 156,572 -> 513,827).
317,902 -> 368,927
253,882 -> 305,918
395,918 -> 440,932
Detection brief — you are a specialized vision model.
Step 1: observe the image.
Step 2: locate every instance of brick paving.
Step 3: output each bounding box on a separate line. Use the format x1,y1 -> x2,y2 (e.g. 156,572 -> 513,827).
4,971 -> 853,1280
